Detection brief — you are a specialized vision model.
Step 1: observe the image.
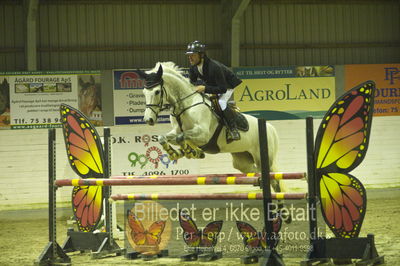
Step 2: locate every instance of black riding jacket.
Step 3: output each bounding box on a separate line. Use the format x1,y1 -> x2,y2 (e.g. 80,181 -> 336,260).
188,56 -> 242,94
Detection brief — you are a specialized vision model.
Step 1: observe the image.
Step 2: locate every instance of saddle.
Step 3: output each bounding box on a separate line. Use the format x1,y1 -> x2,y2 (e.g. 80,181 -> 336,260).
209,95 -> 249,132
200,96 -> 249,154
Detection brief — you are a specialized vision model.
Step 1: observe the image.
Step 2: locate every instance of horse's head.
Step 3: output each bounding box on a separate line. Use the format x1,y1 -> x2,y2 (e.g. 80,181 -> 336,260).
137,65 -> 165,126
0,78 -> 10,114
78,76 -> 100,117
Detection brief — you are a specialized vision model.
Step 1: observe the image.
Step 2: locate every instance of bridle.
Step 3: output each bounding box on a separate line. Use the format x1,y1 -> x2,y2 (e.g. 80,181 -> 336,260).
144,80 -> 170,115
144,75 -> 212,130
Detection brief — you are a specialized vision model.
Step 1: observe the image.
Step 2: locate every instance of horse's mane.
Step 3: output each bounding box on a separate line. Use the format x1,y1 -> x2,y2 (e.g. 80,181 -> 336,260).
150,61 -> 193,88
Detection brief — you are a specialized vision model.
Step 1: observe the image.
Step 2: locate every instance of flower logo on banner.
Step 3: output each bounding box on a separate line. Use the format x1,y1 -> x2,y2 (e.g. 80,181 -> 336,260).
146,146 -> 162,168
128,134 -> 177,169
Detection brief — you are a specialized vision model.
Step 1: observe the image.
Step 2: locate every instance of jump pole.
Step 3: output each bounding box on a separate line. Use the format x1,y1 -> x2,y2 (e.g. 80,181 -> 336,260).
110,192 -> 307,201
111,172 -> 306,180
257,118 -> 284,266
56,176 -> 259,186
91,128 -> 125,258
56,172 -> 306,187
35,129 -> 71,266
306,117 -> 318,244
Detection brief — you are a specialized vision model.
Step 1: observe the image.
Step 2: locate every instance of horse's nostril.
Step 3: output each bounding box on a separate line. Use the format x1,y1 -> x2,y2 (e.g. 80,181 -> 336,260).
148,118 -> 154,125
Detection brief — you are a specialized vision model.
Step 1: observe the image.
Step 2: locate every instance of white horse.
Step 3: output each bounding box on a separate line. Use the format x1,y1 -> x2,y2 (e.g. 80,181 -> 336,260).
137,62 -> 285,195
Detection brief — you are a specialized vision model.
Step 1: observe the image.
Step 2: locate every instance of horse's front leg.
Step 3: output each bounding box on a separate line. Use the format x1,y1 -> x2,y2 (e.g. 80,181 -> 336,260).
158,128 -> 185,161
175,126 -> 207,159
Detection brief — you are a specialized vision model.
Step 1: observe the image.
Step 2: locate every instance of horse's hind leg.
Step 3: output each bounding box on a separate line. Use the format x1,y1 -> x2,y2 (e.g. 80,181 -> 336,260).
231,152 -> 258,173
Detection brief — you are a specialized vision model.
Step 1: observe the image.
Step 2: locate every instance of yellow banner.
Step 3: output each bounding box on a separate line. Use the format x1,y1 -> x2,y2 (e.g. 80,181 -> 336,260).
234,77 -> 335,120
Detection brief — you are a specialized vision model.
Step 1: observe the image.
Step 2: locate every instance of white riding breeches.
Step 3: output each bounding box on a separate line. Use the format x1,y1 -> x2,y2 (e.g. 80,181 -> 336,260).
218,89 -> 234,111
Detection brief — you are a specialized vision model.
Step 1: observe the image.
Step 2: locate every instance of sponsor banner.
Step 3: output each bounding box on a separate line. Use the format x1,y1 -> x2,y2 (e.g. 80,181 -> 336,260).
113,70 -> 170,125
123,200 -> 324,258
344,64 -> 400,116
233,66 -> 335,120
111,126 -> 200,176
0,77 -> 10,128
0,71 -> 102,129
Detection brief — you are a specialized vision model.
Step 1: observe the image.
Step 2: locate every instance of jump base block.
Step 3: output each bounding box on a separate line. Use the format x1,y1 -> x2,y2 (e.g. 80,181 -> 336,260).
302,234 -> 384,266
61,230 -> 125,259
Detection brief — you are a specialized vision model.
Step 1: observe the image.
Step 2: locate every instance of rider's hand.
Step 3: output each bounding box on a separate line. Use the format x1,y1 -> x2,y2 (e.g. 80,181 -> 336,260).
195,85 -> 206,93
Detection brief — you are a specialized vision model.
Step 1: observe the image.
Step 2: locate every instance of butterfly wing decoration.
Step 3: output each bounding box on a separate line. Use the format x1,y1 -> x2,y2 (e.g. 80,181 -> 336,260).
314,81 -> 375,238
71,184 -> 103,232
60,104 -> 104,178
179,209 -> 223,248
128,210 -> 166,246
179,209 -> 201,247
236,214 -> 282,251
236,221 -> 263,250
60,104 -> 105,232
200,220 -> 223,247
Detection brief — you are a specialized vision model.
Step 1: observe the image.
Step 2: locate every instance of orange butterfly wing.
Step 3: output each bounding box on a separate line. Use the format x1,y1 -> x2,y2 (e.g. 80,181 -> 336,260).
314,81 -> 375,238
128,211 -> 166,246
128,211 -> 146,245
60,104 -> 104,178
146,220 -> 167,245
60,104 -> 105,232
72,184 -> 103,232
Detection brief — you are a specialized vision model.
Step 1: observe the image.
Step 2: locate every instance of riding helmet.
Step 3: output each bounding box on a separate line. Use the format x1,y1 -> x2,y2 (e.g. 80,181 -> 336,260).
185,40 -> 206,54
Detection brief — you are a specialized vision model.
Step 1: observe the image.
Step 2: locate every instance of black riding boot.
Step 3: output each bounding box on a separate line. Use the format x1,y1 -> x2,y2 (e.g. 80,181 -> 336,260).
222,108 -> 240,142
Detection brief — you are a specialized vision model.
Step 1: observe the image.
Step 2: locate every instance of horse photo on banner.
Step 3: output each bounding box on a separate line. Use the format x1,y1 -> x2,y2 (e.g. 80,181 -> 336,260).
77,74 -> 103,126
0,77 -> 10,128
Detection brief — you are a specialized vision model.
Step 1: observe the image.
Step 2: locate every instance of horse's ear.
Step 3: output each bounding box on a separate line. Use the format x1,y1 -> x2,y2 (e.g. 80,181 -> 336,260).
136,69 -> 148,79
78,77 -> 84,86
156,65 -> 163,79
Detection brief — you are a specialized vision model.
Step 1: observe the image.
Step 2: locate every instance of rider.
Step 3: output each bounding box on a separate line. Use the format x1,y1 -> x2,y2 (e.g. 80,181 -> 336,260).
186,40 -> 241,142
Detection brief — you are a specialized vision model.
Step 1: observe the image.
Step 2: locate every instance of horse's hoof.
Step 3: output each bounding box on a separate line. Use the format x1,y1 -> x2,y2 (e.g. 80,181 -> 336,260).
176,134 -> 184,143
158,135 -> 167,145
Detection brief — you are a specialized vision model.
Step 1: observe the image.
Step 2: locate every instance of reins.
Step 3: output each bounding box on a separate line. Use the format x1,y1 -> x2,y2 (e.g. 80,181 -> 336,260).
170,92 -> 211,130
